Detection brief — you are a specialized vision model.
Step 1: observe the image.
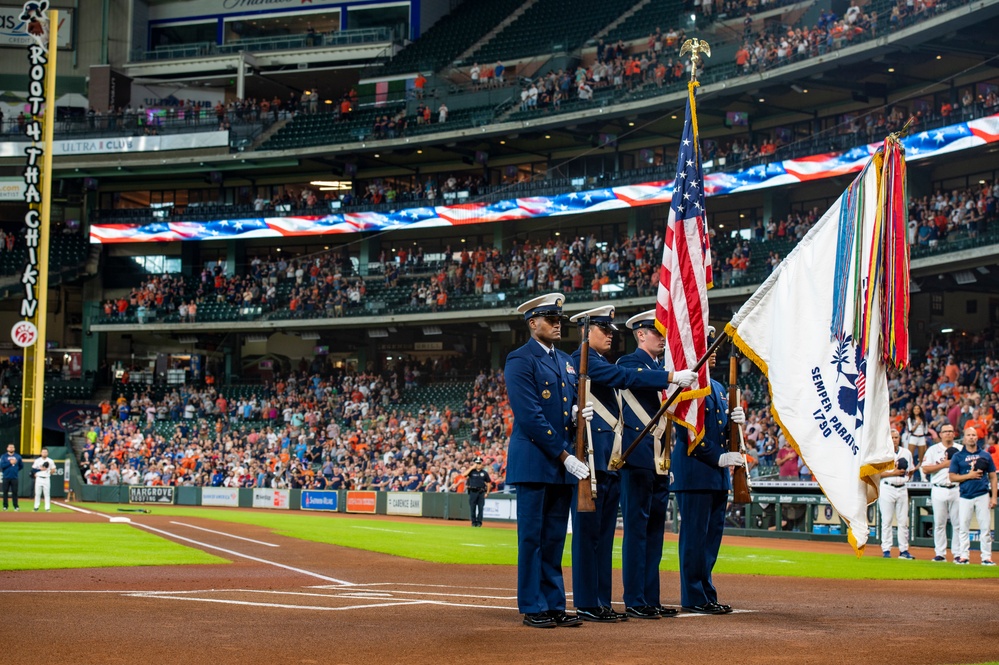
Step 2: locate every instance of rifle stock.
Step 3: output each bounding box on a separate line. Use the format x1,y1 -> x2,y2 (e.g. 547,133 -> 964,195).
728,356 -> 752,504
575,318 -> 597,513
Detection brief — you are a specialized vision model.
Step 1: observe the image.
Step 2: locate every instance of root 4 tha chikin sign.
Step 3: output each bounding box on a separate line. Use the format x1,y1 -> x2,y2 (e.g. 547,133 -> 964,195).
15,0 -> 57,456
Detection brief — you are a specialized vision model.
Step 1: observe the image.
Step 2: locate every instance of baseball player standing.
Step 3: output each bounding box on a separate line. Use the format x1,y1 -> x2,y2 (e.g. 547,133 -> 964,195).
879,429 -> 916,559
32,447 -> 55,512
920,423 -> 962,561
949,427 -> 997,565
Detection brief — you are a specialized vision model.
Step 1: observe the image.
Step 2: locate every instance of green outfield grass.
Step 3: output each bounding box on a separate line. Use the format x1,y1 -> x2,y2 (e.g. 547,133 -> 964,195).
87,505 -> 999,580
0,523 -> 229,570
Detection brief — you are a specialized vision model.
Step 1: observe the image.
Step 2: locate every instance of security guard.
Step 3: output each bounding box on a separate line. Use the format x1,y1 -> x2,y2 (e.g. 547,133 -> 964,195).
671,326 -> 745,614
505,292 -> 591,629
568,305 -> 690,623
465,457 -> 491,527
617,310 -> 696,619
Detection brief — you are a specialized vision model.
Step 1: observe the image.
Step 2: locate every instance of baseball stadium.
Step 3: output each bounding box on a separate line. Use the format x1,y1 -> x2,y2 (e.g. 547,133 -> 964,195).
2,0 -> 999,662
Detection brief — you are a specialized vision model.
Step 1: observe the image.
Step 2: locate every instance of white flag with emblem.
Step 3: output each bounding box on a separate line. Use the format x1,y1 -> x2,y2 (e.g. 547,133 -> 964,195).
726,139 -> 910,554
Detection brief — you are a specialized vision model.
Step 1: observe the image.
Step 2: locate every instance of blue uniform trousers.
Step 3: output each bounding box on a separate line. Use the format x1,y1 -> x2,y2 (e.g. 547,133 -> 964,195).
620,466 -> 670,607
515,482 -> 572,614
675,490 -> 727,607
570,470 -> 621,608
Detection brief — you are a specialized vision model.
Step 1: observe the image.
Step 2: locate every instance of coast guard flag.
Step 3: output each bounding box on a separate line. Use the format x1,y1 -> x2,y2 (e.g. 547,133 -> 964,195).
656,82 -> 712,446
726,137 -> 910,554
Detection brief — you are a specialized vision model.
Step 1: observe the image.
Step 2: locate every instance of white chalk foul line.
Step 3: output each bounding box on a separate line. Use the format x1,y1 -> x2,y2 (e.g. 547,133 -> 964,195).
130,522 -> 353,586
168,521 -> 279,548
52,501 -> 95,515
128,595 -> 434,612
675,609 -> 756,617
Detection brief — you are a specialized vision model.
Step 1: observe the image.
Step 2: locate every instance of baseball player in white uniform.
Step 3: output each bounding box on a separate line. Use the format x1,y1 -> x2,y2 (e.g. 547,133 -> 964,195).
32,447 -> 55,512
920,423 -> 962,561
879,429 -> 916,559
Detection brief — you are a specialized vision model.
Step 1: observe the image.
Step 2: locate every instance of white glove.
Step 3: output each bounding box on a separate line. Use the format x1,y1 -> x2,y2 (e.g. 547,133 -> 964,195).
730,406 -> 746,425
718,452 -> 744,468
671,369 -> 697,388
563,454 -> 590,479
580,401 -> 594,422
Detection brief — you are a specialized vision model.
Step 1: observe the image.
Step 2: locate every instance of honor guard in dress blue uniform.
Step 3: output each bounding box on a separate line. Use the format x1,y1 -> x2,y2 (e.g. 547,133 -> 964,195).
617,310 -> 697,619
671,326 -> 745,614
568,306 -> 687,623
505,293 -> 590,629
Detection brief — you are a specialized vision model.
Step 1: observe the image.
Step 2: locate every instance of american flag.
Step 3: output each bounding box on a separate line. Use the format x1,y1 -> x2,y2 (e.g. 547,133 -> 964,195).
655,85 -> 713,449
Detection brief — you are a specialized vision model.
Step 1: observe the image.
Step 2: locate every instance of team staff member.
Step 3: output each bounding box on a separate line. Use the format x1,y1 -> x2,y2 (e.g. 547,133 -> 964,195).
879,429 -> 916,559
464,457 -> 491,527
1,443 -> 22,511
32,448 -> 56,512
920,423 -> 962,561
505,293 -> 592,628
949,427 -> 998,565
567,306 -> 695,623
671,327 -> 745,615
617,310 -> 696,620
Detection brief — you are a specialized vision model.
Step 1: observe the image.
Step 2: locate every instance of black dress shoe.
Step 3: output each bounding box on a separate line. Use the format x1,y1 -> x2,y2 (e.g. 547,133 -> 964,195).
625,605 -> 661,619
655,605 -> 679,617
601,606 -> 629,621
683,603 -> 729,615
523,612 -> 556,628
548,610 -> 583,627
577,607 -> 618,623
713,602 -> 733,613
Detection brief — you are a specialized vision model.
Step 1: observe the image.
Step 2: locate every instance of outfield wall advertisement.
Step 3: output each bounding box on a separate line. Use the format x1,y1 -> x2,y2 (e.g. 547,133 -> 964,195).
202,487 -> 239,507
386,492 -> 422,516
301,490 -> 338,512
129,486 -> 175,504
251,488 -> 290,509
345,490 -> 376,513
484,498 -> 516,521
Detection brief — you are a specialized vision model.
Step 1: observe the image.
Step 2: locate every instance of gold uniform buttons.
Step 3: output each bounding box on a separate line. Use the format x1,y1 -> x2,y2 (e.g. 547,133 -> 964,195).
547,430 -> 552,435
563,411 -> 568,417
563,397 -> 567,402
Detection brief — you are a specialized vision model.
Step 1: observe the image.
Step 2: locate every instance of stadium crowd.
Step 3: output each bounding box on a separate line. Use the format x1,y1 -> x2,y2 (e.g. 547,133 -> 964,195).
99,177 -> 998,323
75,322 -> 999,492
102,251 -> 365,321
79,368 -> 512,492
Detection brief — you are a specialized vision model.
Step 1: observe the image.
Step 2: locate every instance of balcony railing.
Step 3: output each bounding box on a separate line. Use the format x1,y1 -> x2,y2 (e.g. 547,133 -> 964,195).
129,27 -> 394,63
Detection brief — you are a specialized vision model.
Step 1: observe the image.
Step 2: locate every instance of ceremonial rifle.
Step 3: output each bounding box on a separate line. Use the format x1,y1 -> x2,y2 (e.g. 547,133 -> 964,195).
574,316 -> 597,512
728,356 -> 752,503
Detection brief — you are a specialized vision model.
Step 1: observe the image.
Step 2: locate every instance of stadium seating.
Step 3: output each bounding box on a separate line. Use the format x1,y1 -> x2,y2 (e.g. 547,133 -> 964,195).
379,0 -> 528,75
600,0 -> 685,44
468,0 -> 638,65
260,103 -> 498,151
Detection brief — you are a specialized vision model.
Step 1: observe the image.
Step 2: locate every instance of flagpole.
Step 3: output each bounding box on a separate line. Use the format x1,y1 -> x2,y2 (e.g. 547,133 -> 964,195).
608,332 -> 728,470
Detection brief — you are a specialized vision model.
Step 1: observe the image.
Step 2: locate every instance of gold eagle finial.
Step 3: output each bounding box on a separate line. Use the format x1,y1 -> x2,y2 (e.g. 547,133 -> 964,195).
679,38 -> 712,82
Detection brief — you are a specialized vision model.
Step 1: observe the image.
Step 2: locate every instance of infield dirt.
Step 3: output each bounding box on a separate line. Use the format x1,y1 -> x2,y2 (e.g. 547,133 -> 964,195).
6,508 -> 999,665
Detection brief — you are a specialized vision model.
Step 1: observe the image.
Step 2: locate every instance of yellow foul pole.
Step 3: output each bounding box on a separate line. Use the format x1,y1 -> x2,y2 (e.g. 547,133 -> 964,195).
16,8 -> 57,455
